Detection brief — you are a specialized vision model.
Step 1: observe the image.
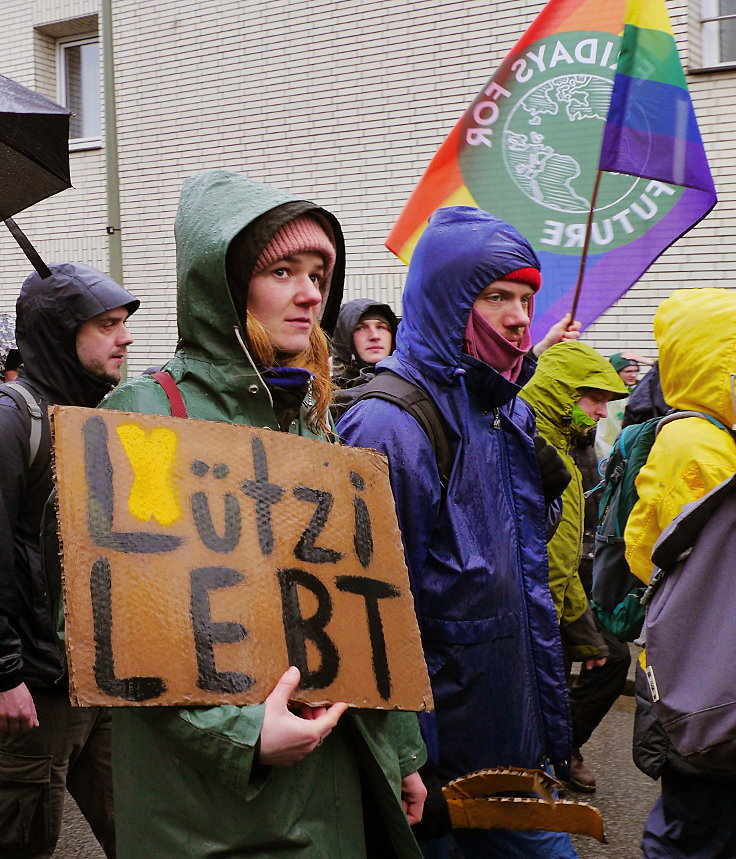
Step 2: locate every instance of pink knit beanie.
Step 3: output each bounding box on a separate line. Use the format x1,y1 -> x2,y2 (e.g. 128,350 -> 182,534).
254,215 -> 336,276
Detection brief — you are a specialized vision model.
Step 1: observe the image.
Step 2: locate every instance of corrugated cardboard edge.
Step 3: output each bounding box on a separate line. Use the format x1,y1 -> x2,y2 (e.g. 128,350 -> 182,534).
51,407 -> 434,711
443,766 -> 560,806
49,409 -> 81,705
443,766 -> 605,842
445,797 -> 606,842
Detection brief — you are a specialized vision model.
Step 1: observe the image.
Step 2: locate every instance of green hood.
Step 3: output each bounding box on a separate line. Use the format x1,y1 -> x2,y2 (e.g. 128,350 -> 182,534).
174,169 -> 345,365
521,341 -> 628,642
103,171 -> 344,428
521,341 -> 629,448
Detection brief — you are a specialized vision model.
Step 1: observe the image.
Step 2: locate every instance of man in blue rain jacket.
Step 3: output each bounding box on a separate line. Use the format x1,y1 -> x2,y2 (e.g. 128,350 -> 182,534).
338,207 -> 575,858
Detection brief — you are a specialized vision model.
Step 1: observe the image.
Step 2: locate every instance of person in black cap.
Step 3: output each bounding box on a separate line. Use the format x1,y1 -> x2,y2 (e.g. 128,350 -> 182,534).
0,262 -> 139,858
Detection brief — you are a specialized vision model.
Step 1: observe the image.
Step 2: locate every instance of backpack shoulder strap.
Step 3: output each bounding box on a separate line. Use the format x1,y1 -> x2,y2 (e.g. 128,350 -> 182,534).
656,409 -> 736,441
151,371 -> 188,418
0,381 -> 44,467
614,423 -> 633,461
355,370 -> 453,488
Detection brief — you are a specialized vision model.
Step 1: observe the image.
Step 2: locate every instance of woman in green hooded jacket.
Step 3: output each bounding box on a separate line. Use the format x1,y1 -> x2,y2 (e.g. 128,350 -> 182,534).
100,169 -> 426,858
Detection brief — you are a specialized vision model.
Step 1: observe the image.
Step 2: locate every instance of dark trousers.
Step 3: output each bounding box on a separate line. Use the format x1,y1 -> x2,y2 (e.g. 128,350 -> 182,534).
642,770 -> 736,858
565,625 -> 631,749
0,688 -> 114,858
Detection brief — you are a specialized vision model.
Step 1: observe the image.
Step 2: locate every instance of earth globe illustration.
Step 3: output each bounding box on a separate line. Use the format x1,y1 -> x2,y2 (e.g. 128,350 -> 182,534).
502,73 -> 642,214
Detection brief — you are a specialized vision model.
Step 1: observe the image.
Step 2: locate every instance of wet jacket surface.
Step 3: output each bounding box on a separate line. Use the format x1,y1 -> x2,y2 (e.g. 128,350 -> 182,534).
101,170 -> 425,859
625,288 -> 736,584
0,264 -> 138,692
521,342 -> 628,661
337,207 -> 572,782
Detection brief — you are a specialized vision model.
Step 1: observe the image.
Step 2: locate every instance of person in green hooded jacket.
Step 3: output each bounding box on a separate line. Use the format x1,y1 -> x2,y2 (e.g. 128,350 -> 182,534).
99,169 -> 426,858
521,341 -> 629,792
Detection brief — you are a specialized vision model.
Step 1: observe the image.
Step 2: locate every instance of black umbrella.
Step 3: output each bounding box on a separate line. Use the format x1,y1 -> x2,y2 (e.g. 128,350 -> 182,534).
0,74 -> 72,278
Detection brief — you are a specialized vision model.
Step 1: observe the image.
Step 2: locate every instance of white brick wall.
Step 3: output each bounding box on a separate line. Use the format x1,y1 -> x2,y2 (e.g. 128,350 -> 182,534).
1,0 -> 734,372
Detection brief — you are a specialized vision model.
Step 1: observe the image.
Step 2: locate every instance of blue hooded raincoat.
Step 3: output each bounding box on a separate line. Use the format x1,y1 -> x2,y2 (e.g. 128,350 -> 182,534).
338,207 -> 573,857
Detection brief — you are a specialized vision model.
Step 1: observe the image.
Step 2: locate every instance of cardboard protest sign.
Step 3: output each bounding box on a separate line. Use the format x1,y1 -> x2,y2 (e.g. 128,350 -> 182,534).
52,406 -> 433,711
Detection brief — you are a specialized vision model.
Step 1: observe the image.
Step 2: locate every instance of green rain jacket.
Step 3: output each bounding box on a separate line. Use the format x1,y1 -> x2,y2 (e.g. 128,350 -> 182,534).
521,342 -> 628,661
100,170 -> 425,858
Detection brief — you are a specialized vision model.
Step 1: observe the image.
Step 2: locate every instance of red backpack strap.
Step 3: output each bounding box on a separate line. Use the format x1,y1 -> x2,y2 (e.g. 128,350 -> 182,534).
151,371 -> 187,418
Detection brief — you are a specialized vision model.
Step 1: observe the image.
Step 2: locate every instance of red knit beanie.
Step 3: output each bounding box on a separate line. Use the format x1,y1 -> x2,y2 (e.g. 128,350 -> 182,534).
503,266 -> 542,292
255,215 -> 336,276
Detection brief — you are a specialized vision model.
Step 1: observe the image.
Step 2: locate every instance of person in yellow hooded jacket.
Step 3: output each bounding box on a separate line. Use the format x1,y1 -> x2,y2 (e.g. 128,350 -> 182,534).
626,288 -> 736,585
521,341 -> 629,791
625,288 -> 736,858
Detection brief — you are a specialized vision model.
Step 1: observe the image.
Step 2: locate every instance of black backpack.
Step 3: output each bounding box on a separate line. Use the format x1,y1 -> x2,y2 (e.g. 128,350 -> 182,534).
0,381 -> 66,668
351,370 -> 453,490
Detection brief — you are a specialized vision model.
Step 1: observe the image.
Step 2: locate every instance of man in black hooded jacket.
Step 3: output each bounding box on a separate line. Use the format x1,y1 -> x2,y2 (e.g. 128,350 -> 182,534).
330,298 -> 398,417
0,262 -> 138,858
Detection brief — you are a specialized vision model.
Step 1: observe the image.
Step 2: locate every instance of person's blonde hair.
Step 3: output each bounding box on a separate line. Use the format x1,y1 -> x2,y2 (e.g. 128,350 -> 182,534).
246,314 -> 333,435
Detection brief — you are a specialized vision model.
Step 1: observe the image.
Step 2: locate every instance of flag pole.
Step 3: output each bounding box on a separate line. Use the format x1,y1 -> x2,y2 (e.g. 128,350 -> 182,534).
569,169 -> 603,322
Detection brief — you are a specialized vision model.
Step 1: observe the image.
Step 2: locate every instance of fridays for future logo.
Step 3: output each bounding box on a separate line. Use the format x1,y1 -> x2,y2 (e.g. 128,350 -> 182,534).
458,32 -> 682,255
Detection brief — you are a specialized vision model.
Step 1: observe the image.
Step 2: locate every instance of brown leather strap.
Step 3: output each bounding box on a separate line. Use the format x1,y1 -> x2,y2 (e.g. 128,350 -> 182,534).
151,371 -> 187,418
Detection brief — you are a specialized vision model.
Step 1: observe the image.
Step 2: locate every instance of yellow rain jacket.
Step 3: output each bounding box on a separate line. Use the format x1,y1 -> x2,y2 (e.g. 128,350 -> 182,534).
625,288 -> 736,583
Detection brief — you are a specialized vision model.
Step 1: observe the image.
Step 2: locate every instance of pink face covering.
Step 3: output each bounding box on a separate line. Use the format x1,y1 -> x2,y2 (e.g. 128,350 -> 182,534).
463,302 -> 533,383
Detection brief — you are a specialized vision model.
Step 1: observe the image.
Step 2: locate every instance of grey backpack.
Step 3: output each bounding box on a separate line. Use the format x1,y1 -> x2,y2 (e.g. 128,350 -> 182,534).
636,473 -> 736,781
0,381 -> 43,466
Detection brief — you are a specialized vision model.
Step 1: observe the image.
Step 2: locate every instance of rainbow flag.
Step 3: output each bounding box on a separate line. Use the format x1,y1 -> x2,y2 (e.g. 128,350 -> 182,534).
386,0 -> 717,339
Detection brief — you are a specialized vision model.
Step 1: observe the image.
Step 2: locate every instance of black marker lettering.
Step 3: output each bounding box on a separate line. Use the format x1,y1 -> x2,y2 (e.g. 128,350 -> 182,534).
91,556 -> 166,701
190,492 -> 241,553
240,437 -> 284,555
349,472 -> 373,568
190,566 -> 253,693
336,576 -> 400,700
293,486 -> 343,564
277,568 -> 339,689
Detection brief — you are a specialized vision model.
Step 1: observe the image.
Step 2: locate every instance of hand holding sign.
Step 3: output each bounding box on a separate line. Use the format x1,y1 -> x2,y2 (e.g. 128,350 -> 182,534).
259,666 -> 348,766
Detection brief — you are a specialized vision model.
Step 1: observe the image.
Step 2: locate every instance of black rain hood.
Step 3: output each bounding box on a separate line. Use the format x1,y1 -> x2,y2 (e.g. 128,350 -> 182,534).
331,298 -> 398,372
16,262 -> 139,407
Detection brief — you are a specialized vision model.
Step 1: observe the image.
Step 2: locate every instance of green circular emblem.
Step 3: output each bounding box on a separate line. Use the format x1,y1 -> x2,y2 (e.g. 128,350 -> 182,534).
458,33 -> 683,255
503,74 -> 638,213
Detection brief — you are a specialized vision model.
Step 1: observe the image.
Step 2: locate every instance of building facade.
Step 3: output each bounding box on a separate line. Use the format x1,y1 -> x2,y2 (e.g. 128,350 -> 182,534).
1,0 -> 734,373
